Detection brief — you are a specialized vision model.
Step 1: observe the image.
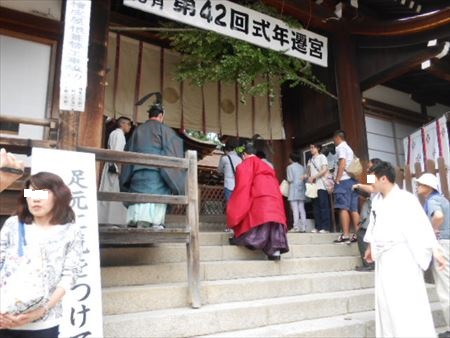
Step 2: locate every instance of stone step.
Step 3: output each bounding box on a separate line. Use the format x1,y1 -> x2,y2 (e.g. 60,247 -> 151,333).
200,231 -> 341,246
100,242 -> 359,266
101,256 -> 361,287
201,302 -> 446,338
103,288 -> 375,337
103,270 -> 375,315
103,287 -> 439,338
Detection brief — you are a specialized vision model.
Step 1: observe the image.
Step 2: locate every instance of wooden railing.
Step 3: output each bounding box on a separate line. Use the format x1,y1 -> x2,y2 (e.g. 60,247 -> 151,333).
396,157 -> 449,200
0,114 -> 58,154
77,146 -> 201,309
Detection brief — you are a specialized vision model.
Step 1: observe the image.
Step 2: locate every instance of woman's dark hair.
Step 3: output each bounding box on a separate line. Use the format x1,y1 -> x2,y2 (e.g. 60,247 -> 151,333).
289,152 -> 300,163
244,142 -> 256,155
310,144 -> 322,152
255,150 -> 266,159
17,172 -> 75,225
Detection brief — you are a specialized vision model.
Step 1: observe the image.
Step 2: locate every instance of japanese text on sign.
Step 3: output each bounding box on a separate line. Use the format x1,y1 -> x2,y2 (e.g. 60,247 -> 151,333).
124,0 -> 328,67
60,0 -> 91,111
31,148 -> 103,338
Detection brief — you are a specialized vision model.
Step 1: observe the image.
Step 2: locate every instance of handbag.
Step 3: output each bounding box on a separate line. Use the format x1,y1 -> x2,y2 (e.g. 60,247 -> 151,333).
0,221 -> 48,314
310,158 -> 335,194
280,179 -> 289,197
347,155 -> 362,178
305,183 -> 318,199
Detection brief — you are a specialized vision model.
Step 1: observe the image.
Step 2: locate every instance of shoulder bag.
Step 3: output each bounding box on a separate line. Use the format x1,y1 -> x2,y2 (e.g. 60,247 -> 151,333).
311,157 -> 335,194
0,221 -> 48,314
347,155 -> 363,179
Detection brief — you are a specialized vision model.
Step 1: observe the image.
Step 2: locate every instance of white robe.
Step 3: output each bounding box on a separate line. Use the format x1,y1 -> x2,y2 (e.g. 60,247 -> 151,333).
364,185 -> 438,338
98,128 -> 127,225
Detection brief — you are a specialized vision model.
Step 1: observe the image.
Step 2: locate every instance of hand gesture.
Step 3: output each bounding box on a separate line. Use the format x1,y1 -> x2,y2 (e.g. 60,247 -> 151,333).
0,307 -> 46,329
364,246 -> 373,264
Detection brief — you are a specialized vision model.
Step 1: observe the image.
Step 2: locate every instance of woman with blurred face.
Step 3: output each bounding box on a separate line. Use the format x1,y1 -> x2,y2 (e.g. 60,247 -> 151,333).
0,172 -> 81,338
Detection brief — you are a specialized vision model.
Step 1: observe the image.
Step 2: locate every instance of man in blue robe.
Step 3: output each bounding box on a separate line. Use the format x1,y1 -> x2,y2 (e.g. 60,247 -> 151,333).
120,102 -> 185,229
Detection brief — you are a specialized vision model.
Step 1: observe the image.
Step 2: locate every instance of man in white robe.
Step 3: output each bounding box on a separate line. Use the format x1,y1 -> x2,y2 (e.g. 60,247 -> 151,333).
98,117 -> 132,225
364,161 -> 446,338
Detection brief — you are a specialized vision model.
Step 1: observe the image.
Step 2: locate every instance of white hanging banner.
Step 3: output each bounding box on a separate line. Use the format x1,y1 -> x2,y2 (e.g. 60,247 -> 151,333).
60,0 -> 91,111
124,0 -> 328,67
31,148 -> 103,338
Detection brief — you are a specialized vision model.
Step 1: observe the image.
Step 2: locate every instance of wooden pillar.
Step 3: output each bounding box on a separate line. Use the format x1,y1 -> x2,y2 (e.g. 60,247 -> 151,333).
333,30 -> 369,161
78,0 -> 111,148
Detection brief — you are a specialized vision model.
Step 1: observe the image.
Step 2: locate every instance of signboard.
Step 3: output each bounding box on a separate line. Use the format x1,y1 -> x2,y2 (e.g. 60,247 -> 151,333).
60,0 -> 91,111
31,148 -> 103,338
124,0 -> 328,67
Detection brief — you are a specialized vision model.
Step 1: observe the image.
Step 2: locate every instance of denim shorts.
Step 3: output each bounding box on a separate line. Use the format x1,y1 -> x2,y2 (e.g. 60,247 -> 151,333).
334,178 -> 359,212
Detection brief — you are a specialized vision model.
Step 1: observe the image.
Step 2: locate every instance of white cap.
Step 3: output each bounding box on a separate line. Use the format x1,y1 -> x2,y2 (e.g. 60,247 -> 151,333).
416,173 -> 439,191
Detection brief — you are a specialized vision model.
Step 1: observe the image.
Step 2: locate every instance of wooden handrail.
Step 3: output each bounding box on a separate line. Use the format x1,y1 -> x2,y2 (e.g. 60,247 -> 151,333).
0,115 -> 58,129
77,145 -> 189,169
98,191 -> 188,205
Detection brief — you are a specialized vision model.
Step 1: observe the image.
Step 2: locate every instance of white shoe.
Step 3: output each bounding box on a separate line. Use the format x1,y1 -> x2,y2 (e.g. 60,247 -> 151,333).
311,229 -> 318,233
319,229 -> 330,233
151,224 -> 164,231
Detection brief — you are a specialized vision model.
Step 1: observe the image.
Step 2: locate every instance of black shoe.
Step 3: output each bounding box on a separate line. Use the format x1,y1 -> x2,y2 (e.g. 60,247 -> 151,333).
438,331 -> 450,338
228,237 -> 237,245
127,221 -> 137,228
355,265 -> 374,272
334,234 -> 350,244
268,255 -> 281,261
350,233 -> 358,243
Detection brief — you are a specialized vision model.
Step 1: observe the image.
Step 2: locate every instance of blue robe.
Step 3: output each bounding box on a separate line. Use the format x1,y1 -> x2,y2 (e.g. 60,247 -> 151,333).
119,120 -> 185,225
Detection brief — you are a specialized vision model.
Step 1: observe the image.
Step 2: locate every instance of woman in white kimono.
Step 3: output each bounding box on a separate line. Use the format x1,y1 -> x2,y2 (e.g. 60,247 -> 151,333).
286,153 -> 306,232
364,161 -> 446,338
98,117 -> 131,225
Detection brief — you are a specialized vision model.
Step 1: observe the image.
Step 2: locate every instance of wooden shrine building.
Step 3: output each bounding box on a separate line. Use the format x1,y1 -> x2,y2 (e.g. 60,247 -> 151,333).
1,0 -> 449,212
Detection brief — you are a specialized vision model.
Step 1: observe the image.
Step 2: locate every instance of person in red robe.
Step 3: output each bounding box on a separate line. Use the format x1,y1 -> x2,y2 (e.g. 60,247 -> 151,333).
226,143 -> 289,260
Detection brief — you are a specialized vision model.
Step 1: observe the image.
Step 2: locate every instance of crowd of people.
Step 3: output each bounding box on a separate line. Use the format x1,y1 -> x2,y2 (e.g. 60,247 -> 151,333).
1,111 -> 449,338
216,130 -> 450,338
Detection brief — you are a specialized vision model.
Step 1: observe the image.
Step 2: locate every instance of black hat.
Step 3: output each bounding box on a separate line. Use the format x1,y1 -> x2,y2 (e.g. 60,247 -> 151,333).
135,92 -> 164,116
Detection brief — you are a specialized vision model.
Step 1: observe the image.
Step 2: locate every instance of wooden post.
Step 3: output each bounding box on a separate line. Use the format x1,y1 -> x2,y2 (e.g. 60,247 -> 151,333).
57,110 -> 79,150
405,165 -> 413,193
426,159 -> 436,174
186,150 -> 201,308
333,30 -> 369,161
77,0 -> 111,148
414,162 -> 424,204
395,167 -> 404,189
437,157 -> 450,200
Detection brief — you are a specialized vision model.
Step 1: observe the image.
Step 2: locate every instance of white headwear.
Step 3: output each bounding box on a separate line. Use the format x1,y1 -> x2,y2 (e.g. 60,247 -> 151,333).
416,173 -> 439,191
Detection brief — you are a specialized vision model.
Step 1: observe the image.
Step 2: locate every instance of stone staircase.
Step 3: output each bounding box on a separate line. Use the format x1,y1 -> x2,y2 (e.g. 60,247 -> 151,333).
101,227 -> 446,337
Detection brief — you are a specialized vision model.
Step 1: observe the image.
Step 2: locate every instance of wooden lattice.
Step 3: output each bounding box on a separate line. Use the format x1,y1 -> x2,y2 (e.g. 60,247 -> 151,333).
168,184 -> 225,216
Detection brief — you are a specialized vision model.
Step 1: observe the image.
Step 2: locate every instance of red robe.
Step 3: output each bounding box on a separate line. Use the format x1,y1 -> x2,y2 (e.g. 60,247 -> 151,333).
226,156 -> 287,238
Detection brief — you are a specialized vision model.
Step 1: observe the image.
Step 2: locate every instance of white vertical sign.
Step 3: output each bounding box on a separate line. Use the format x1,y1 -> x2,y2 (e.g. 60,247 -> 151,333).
31,148 -> 103,338
60,0 -> 91,111
124,0 -> 328,67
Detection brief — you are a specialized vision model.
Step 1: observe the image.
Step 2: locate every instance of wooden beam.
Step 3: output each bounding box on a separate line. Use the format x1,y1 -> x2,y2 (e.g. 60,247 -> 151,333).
0,137 -> 57,154
359,43 -> 445,91
350,7 -> 450,36
77,0 -> 111,149
77,146 -> 189,169
262,0 -> 338,31
98,191 -> 188,205
428,61 -> 450,82
0,6 -> 62,41
0,115 -> 58,129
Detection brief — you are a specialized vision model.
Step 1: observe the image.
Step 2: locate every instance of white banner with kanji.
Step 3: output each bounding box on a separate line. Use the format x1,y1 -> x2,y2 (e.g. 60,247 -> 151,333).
31,148 -> 103,338
124,0 -> 328,67
60,0 -> 91,112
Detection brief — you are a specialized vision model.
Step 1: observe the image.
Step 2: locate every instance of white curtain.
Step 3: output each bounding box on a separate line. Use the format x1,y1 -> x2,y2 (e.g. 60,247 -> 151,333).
105,33 -> 285,140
